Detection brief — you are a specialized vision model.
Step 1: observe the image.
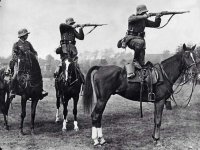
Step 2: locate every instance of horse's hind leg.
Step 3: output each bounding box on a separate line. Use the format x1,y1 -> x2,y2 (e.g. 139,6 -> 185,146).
20,96 -> 27,135
31,99 -> 39,135
73,96 -> 79,131
152,99 -> 165,146
91,98 -> 108,146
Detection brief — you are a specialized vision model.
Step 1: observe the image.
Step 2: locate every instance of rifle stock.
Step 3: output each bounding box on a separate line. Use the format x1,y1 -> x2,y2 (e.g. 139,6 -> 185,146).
149,11 -> 190,17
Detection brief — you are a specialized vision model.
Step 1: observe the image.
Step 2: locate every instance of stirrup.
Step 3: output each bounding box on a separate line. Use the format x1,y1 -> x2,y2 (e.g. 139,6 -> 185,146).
148,92 -> 155,102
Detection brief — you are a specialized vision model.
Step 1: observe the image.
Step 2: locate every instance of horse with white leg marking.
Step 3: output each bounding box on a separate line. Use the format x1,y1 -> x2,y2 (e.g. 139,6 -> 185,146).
55,59 -> 84,131
82,44 -> 197,146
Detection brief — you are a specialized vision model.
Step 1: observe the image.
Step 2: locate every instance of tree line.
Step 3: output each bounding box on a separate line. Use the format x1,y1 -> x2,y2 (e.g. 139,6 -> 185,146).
0,44 -> 199,79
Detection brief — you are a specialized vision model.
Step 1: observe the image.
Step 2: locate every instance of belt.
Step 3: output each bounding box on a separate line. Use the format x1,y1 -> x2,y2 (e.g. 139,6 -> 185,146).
60,40 -> 76,45
127,30 -> 145,37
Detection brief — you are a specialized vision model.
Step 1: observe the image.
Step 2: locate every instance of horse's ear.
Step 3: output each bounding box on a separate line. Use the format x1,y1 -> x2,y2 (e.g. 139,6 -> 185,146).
183,43 -> 187,51
192,45 -> 196,51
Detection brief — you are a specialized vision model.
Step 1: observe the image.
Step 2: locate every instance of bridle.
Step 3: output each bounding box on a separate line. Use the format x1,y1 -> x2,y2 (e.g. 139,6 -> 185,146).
172,50 -> 198,107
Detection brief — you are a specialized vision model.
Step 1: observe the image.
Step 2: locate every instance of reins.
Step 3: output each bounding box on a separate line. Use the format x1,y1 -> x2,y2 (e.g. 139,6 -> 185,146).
167,54 -> 198,107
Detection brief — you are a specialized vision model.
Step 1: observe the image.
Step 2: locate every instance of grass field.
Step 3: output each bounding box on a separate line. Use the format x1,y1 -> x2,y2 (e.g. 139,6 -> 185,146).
1,78 -> 200,150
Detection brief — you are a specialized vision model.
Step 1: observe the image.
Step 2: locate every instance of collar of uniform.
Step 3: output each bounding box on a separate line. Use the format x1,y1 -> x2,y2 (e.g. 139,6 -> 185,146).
19,39 -> 26,43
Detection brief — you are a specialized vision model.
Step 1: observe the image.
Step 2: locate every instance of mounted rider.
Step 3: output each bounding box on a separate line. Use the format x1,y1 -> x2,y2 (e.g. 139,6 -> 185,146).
118,4 -> 162,78
54,17 -> 85,83
9,28 -> 48,99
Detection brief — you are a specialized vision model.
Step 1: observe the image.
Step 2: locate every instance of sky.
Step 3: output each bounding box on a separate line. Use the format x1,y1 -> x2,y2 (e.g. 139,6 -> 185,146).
0,0 -> 200,59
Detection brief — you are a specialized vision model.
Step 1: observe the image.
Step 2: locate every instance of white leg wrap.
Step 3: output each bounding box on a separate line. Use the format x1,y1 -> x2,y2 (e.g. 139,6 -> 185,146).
97,127 -> 103,138
62,119 -> 67,130
55,109 -> 60,122
92,127 -> 98,140
74,121 -> 79,131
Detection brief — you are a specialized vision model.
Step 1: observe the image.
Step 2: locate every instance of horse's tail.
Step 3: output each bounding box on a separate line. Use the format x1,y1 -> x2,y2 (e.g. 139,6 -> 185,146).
83,66 -> 101,114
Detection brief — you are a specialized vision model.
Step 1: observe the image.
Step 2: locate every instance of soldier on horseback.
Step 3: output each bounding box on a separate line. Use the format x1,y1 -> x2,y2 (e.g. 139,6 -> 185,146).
9,28 -> 48,99
117,4 -> 162,78
54,17 -> 85,83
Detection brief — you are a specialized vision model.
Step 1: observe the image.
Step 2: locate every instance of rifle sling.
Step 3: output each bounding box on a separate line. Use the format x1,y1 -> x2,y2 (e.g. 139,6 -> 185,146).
156,14 -> 175,29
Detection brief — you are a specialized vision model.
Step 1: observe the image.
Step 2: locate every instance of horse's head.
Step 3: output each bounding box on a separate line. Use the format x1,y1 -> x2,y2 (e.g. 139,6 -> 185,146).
181,43 -> 197,71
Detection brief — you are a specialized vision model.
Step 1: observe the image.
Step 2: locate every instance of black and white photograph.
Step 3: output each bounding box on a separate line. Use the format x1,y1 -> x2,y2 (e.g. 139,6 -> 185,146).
1,0 -> 200,149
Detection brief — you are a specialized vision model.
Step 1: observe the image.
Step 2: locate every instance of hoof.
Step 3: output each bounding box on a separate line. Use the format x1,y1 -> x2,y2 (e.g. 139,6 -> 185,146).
93,138 -> 99,147
62,128 -> 67,132
4,125 -> 9,130
31,130 -> 35,135
74,127 -> 79,132
20,130 -> 25,136
154,140 -> 162,147
55,118 -> 60,123
99,137 -> 106,145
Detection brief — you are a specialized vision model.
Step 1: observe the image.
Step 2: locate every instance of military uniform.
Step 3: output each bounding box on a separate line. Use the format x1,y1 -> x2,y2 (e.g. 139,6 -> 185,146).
118,5 -> 161,66
9,28 -> 48,99
55,18 -> 84,80
10,39 -> 38,72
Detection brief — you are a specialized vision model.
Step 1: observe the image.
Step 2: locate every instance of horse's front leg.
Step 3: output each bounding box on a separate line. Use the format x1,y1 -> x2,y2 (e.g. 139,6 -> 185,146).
3,114 -> 9,130
55,93 -> 61,123
20,96 -> 27,135
62,98 -> 69,132
73,96 -> 79,131
30,99 -> 39,135
152,99 -> 165,146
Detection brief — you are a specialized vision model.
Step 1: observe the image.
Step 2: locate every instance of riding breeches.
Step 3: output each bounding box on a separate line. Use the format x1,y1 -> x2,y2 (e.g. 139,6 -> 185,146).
127,38 -> 146,66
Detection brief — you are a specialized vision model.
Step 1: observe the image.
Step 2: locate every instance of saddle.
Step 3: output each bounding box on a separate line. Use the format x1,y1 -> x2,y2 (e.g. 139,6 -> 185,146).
127,62 -> 157,83
125,61 -> 164,102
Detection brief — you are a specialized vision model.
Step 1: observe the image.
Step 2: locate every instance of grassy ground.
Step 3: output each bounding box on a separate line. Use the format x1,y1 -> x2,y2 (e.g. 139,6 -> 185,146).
1,79 -> 200,150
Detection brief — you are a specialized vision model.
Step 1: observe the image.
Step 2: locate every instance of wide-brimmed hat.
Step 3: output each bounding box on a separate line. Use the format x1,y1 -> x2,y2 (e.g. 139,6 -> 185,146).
66,18 -> 75,25
18,28 -> 30,38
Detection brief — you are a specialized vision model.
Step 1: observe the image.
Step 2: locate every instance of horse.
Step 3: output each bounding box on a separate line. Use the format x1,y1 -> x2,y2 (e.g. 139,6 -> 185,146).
0,68 -> 11,130
10,52 -> 45,135
55,59 -> 84,131
82,44 -> 197,146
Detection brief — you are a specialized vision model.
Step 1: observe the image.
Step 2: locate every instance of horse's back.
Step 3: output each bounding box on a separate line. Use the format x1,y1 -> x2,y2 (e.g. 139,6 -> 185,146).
95,65 -> 123,79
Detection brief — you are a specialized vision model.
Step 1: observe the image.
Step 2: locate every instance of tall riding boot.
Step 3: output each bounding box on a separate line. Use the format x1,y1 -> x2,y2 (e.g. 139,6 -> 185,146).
138,49 -> 145,66
125,63 -> 135,78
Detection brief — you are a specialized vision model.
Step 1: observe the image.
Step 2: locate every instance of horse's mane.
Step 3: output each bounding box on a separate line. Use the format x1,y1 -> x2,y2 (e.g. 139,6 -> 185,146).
161,48 -> 184,64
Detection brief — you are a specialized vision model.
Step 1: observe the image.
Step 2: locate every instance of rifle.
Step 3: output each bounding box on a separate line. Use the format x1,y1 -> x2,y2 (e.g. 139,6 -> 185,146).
73,23 -> 107,35
149,11 -> 190,17
148,11 -> 190,29
74,23 -> 107,28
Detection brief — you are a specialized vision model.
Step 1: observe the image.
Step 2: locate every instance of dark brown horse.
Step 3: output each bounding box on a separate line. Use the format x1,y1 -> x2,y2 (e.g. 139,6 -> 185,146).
82,44 -> 197,146
10,52 -> 45,135
0,68 -> 11,130
55,60 -> 84,131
